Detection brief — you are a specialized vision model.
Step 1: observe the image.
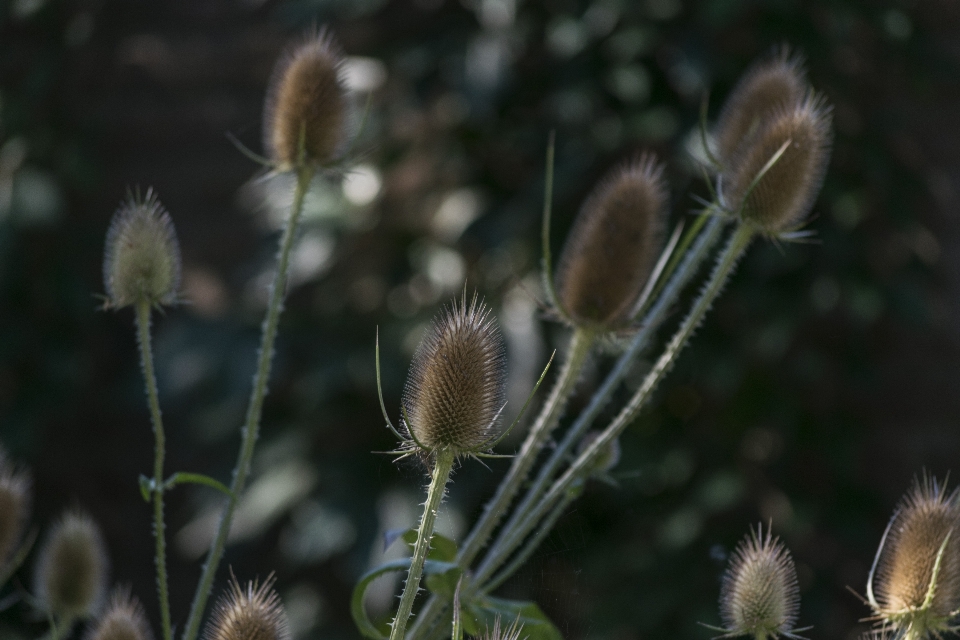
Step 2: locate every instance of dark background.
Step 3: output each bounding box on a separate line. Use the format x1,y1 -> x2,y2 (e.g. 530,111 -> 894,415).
2,0 -> 960,638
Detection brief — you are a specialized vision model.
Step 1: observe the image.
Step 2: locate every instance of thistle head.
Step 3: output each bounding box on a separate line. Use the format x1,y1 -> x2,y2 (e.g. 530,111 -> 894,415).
34,510 -> 109,619
868,475 -> 960,637
103,189 -> 181,309
713,49 -> 807,166
719,93 -> 833,237
555,154 -> 668,330
0,447 -> 31,569
718,523 -> 802,640
204,574 -> 290,640
401,292 -> 507,456
263,30 -> 349,170
84,588 -> 153,640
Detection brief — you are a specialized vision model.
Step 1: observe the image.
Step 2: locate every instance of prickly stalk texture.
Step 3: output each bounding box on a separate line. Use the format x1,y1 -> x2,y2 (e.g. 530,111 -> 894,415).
34,510 -> 109,619
204,576 -> 290,640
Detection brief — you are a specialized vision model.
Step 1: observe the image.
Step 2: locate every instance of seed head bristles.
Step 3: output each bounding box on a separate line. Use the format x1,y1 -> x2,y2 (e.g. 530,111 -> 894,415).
713,47 -> 808,167
0,447 -> 31,569
478,617 -> 525,640
264,29 -> 349,170
103,188 -> 181,310
555,153 -> 668,331
400,291 -> 508,458
34,510 -> 109,620
867,474 -> 960,638
716,523 -> 804,640
719,92 -> 832,238
84,588 -> 154,640
204,573 -> 290,640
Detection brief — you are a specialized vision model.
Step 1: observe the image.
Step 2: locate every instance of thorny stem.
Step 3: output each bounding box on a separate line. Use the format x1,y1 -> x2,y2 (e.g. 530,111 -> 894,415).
182,164 -> 315,640
390,449 -> 457,640
136,300 -> 172,640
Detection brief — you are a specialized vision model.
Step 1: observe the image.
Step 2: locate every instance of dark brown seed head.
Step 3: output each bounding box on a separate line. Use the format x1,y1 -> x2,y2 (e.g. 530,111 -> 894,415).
720,93 -> 832,236
713,49 -> 807,165
555,154 -> 668,330
264,30 -> 349,169
103,189 -> 181,309
401,293 -> 507,455
204,575 -> 290,640
34,510 -> 108,619
720,524 -> 801,639
0,447 -> 31,568
84,588 -> 154,640
871,475 -> 960,630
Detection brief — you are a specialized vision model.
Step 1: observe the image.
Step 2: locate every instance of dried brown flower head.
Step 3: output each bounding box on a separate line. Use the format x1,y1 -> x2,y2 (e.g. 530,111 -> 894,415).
84,588 -> 153,640
204,575 -> 290,640
34,510 -> 109,619
401,292 -> 507,455
0,447 -> 31,568
555,154 -> 668,330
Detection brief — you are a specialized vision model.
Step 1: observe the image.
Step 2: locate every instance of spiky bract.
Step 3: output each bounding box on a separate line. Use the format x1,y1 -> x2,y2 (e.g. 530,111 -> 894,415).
555,154 -> 668,330
869,475 -> 960,637
103,189 -> 181,309
34,510 -> 108,619
477,617 -> 524,640
264,30 -> 349,169
204,575 -> 290,640
84,588 -> 153,640
719,94 -> 832,236
719,524 -> 801,640
401,293 -> 507,455
0,447 -> 31,568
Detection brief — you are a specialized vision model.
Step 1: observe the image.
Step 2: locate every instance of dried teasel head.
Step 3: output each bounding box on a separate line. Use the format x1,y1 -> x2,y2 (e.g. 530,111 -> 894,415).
718,523 -> 802,640
401,292 -> 507,456
555,154 -> 668,330
719,93 -> 832,237
34,510 -> 109,619
868,475 -> 960,637
84,588 -> 153,640
713,48 -> 808,166
103,189 -> 181,309
204,574 -> 290,640
476,617 -> 524,640
263,30 -> 349,170
0,447 -> 31,569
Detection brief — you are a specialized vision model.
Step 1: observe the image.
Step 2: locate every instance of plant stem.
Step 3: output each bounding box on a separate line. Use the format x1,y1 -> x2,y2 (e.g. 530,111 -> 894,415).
135,300 -> 172,640
182,165 -> 314,640
390,449 -> 456,640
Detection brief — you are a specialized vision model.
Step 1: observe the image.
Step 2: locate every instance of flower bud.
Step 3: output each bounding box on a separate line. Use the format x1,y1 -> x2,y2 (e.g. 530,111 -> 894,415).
555,154 -> 668,330
204,575 -> 290,640
84,588 -> 153,640
103,190 -> 181,309
263,30 -> 349,169
401,293 -> 507,455
869,475 -> 960,636
719,524 -> 801,639
34,510 -> 109,619
713,49 -> 807,165
719,93 -> 832,235
0,447 -> 31,569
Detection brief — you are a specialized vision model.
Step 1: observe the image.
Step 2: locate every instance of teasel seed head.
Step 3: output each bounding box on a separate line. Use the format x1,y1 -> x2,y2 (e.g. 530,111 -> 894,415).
713,49 -> 807,166
555,154 -> 668,330
576,431 -> 621,477
34,510 -> 109,619
264,30 -> 349,170
719,93 -> 832,237
718,523 -> 802,640
204,574 -> 290,640
0,447 -> 31,568
84,588 -> 153,640
868,475 -> 960,637
477,617 -> 524,640
103,189 -> 181,309
401,292 -> 507,456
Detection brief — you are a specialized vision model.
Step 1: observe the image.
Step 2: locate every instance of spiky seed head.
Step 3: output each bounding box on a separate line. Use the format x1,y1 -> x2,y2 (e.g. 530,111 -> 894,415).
84,588 -> 153,640
576,431 -> 621,477
719,524 -> 801,639
204,575 -> 290,640
264,30 -> 349,170
713,49 -> 808,165
477,617 -> 524,640
103,189 -> 181,309
0,447 -> 31,568
555,154 -> 668,330
401,293 -> 507,455
719,93 -> 832,236
34,510 -> 109,619
870,475 -> 960,635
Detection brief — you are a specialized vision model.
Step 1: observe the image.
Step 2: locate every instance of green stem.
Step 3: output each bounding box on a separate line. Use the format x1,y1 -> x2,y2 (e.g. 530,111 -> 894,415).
136,300 -> 172,640
390,449 -> 456,640
182,165 -> 314,640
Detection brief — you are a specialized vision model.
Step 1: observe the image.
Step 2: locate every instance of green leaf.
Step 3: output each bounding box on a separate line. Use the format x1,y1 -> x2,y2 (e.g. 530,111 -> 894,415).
424,564 -> 462,598
400,528 -> 459,562
138,474 -> 154,502
163,472 -> 233,497
465,596 -> 564,640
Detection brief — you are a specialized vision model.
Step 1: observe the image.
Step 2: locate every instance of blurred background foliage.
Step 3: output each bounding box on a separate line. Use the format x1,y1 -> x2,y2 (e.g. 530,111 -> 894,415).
2,0 -> 960,638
